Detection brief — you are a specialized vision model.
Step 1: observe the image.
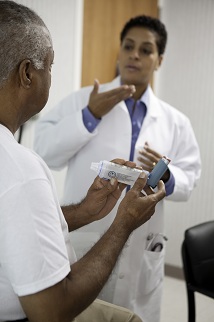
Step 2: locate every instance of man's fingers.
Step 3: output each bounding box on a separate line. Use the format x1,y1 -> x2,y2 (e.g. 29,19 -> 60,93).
99,177 -> 119,193
155,180 -> 166,201
143,180 -> 166,199
110,158 -> 137,169
131,172 -> 148,193
101,177 -> 127,199
143,184 -> 155,196
110,158 -> 127,166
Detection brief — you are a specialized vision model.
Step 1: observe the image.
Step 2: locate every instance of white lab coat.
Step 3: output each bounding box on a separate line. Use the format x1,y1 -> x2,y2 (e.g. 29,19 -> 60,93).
34,76 -> 201,322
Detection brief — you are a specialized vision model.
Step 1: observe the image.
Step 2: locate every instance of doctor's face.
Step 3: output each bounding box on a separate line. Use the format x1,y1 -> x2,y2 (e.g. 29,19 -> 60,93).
118,27 -> 162,87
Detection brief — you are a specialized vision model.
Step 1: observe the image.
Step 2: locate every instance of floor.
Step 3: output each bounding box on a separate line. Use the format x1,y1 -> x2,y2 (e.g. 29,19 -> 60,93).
160,276 -> 214,322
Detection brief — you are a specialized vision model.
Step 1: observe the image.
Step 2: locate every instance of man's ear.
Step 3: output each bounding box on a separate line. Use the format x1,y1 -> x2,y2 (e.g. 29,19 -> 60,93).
18,59 -> 33,89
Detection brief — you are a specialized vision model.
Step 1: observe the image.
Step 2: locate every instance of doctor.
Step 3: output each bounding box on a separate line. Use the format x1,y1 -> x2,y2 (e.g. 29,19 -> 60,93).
34,15 -> 201,322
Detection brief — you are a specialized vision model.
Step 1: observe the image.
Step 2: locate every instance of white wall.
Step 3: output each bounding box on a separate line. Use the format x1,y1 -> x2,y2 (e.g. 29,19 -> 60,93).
14,0 -> 83,199
155,0 -> 214,267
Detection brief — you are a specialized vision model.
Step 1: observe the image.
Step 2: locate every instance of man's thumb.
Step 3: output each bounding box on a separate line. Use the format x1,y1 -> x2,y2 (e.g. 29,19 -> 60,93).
131,171 -> 147,192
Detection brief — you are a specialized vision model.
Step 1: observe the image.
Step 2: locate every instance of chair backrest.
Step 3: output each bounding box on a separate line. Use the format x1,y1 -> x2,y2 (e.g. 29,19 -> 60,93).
182,221 -> 214,291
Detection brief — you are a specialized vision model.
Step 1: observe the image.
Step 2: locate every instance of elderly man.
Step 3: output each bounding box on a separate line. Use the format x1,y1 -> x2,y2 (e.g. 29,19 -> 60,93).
0,1 -> 165,321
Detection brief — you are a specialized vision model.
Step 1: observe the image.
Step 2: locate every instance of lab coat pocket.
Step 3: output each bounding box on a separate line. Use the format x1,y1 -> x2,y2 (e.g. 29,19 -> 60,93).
139,247 -> 165,295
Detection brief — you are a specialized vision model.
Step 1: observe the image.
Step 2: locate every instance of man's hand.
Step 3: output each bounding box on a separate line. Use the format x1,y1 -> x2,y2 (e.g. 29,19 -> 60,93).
88,79 -> 136,118
114,172 -> 166,233
63,159 -> 138,231
82,159 -> 137,221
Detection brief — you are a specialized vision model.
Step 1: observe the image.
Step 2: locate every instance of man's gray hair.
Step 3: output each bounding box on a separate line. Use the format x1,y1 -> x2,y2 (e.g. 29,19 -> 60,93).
0,0 -> 52,88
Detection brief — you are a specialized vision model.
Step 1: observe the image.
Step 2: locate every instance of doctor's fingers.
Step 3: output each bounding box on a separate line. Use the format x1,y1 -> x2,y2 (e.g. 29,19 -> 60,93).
89,86 -> 135,118
91,84 -> 134,102
137,155 -> 152,172
95,85 -> 135,104
144,144 -> 162,159
138,149 -> 160,163
103,86 -> 135,105
138,150 -> 161,171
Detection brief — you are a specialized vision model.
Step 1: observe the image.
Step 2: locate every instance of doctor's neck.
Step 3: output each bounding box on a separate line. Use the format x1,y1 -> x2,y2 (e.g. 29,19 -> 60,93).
131,83 -> 148,101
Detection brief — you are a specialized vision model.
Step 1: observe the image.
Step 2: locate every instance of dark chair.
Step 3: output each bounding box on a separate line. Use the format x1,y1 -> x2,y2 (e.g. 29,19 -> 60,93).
181,221 -> 214,322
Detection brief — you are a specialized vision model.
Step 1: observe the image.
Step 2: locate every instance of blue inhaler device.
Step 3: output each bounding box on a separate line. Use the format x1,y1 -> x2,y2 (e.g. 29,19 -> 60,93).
147,156 -> 171,188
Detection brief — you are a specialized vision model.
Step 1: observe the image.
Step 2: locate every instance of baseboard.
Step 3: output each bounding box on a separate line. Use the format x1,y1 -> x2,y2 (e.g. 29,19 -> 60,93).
165,264 -> 184,280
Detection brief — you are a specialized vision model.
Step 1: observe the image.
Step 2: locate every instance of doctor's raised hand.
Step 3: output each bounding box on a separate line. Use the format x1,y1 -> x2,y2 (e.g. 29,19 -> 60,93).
88,78 -> 136,118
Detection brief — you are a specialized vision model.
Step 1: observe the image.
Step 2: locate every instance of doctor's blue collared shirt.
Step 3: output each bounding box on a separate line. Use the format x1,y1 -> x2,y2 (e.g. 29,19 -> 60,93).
82,86 -> 174,196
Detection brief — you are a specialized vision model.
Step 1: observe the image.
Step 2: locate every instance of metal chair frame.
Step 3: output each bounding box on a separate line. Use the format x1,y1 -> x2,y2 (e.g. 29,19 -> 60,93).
181,221 -> 214,322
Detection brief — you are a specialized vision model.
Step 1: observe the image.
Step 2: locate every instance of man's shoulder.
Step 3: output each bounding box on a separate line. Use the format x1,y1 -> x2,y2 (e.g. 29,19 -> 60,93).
0,143 -> 48,197
12,144 -> 48,180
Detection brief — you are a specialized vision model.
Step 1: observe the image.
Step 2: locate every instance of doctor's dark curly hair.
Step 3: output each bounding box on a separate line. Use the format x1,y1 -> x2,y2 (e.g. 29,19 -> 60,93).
120,15 -> 167,56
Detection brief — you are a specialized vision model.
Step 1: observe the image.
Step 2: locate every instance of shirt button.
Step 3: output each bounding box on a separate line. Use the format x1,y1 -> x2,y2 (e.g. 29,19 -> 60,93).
119,273 -> 125,279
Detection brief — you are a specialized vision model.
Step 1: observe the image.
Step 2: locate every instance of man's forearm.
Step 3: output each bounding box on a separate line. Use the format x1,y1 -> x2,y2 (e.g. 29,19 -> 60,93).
65,221 -> 130,318
20,221 -> 131,322
61,174 -> 123,231
61,201 -> 92,231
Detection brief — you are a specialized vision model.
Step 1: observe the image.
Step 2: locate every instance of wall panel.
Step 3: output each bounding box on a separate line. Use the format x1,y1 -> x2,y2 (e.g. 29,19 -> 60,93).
82,0 -> 158,86
155,0 -> 214,267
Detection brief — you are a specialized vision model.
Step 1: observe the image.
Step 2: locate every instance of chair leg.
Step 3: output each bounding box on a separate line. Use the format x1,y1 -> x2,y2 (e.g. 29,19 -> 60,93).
187,288 -> 195,322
